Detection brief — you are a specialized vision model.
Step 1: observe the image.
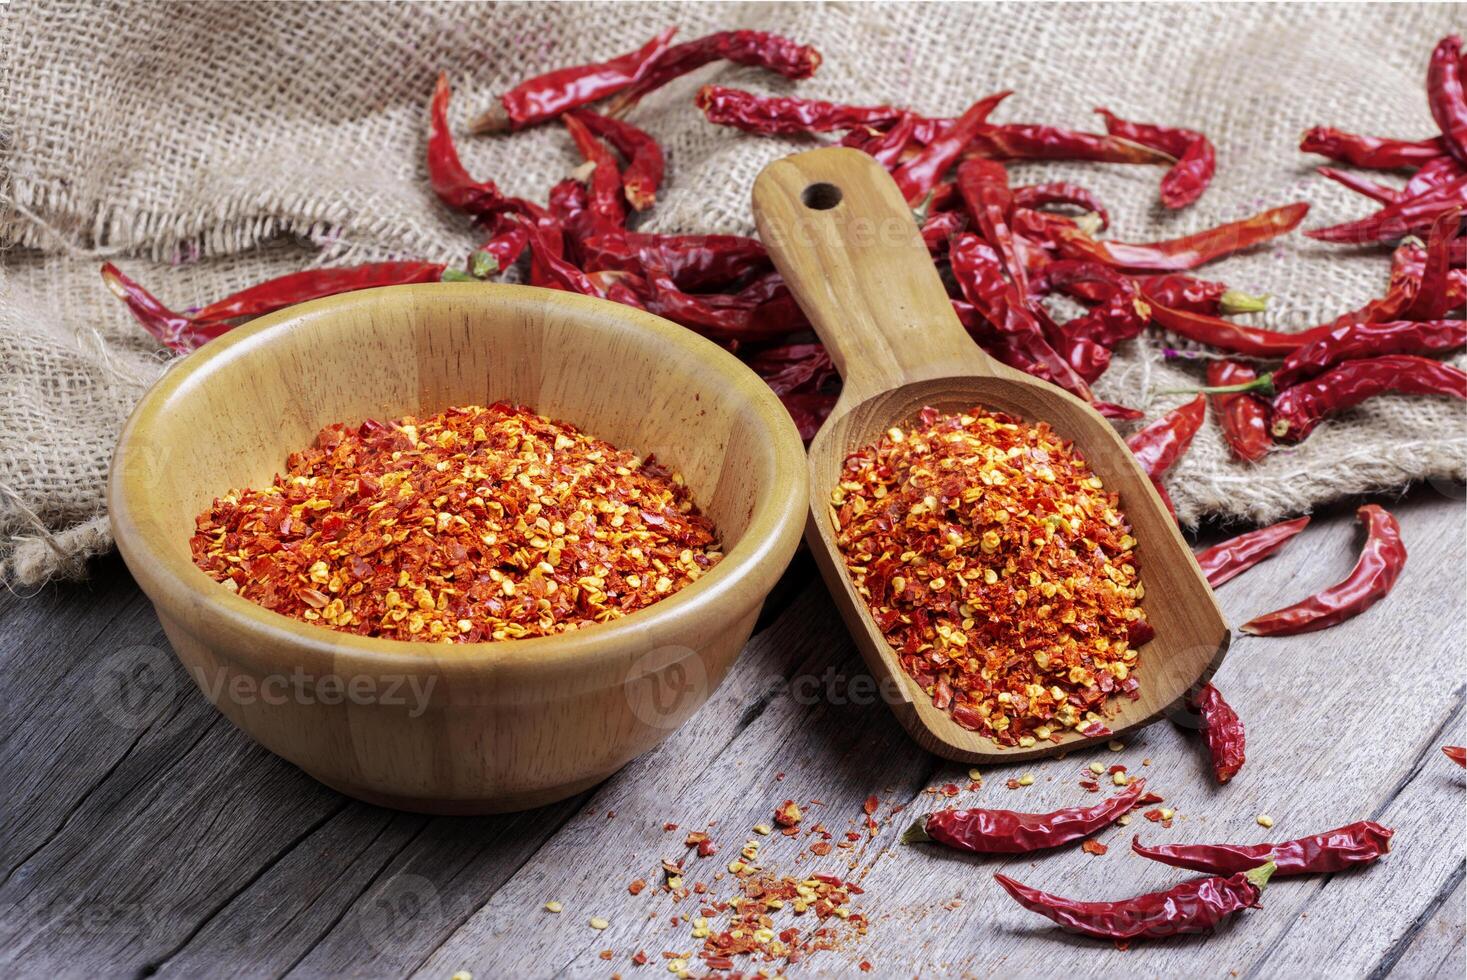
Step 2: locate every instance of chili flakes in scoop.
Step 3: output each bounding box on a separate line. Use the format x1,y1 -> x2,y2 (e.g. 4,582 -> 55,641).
830,405 -> 1147,744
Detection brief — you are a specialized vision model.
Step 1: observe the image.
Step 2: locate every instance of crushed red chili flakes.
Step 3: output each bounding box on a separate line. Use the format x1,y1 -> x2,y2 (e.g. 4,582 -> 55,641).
190,402 -> 722,642
1082,839 -> 1109,856
831,405 -> 1148,745
773,800 -> 804,827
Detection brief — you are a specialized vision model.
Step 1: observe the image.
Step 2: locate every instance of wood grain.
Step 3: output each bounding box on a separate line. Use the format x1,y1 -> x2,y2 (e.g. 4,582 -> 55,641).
106,283 -> 807,813
751,147 -> 1229,764
0,491 -> 1460,977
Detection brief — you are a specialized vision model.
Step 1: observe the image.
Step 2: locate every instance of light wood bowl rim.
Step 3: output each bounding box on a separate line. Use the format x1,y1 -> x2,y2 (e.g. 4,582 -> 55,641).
108,283 -> 808,681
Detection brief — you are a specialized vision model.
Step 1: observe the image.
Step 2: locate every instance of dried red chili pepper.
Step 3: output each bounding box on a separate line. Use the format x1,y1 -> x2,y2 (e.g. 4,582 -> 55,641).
967,125 -> 1174,165
1095,107 -> 1215,208
1427,35 -> 1467,163
1195,517 -> 1310,588
1039,262 -> 1152,347
516,213 -> 609,298
949,234 -> 1093,401
1012,182 -> 1110,230
1269,356 -> 1467,442
1299,127 -> 1447,169
1126,395 -> 1206,479
1207,360 -> 1273,463
695,84 -> 901,135
1147,300 -> 1322,358
1134,821 -> 1393,877
561,113 -> 627,235
1242,504 -> 1406,636
1444,746 -> 1467,767
901,780 -> 1145,853
1306,175 -> 1467,244
994,862 -> 1275,944
608,30 -> 821,115
430,75 -> 505,217
1060,203 -> 1309,272
1138,275 -> 1267,316
1187,683 -> 1245,784
473,213 -> 531,274
1316,166 -> 1401,204
1405,154 -> 1466,197
956,157 -> 1025,291
893,92 -> 1011,204
583,232 -> 770,291
102,260 -> 449,353
568,110 -> 665,212
1402,207 -> 1463,319
469,28 -> 677,133
1264,320 -> 1467,391
863,113 -> 920,171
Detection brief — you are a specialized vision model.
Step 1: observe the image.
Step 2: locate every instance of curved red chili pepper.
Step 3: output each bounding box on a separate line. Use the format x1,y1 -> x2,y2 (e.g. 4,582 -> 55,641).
893,92 -> 1011,204
1125,395 -> 1205,479
516,213 -> 608,298
949,234 -> 1093,401
966,125 -> 1174,165
1427,35 -> 1467,164
469,27 -> 677,134
1147,300 -> 1324,358
102,260 -> 449,353
1265,320 -> 1467,390
1012,182 -> 1110,229
1042,263 -> 1151,346
1241,504 -> 1406,636
1195,516 -> 1310,588
1299,127 -> 1447,169
1402,207 -> 1463,319
1095,108 -> 1215,208
561,113 -> 626,236
902,780 -> 1146,854
1207,360 -> 1273,463
695,84 -> 901,135
608,30 -> 821,115
1269,355 -> 1467,441
956,157 -> 1025,292
1306,175 -> 1467,244
1444,746 -> 1467,767
1060,202 -> 1309,272
568,110 -> 665,212
1404,155 -> 1466,197
1187,683 -> 1245,783
429,75 -> 506,217
1316,166 -> 1400,204
1136,275 -> 1267,316
1132,821 -> 1393,876
864,114 -> 920,171
994,862 -> 1274,944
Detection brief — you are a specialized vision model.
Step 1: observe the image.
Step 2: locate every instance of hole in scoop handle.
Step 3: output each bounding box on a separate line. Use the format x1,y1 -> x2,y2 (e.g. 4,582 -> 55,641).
752,147 -> 997,408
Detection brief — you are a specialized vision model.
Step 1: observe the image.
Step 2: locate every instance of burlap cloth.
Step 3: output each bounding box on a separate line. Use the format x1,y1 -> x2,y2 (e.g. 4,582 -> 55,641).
2,1 -> 1464,586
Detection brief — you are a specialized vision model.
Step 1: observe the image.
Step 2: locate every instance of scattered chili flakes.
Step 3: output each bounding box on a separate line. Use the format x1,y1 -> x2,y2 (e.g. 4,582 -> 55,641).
831,405 -> 1147,744
629,878 -> 647,896
632,950 -> 649,966
663,823 -> 678,832
599,949 -> 614,960
191,403 -> 723,642
810,842 -> 832,856
1081,839 -> 1109,856
862,794 -> 879,816
774,800 -> 803,827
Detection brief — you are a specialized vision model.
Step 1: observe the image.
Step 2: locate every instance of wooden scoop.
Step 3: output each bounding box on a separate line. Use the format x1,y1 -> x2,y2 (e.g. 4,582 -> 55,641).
752,148 -> 1229,763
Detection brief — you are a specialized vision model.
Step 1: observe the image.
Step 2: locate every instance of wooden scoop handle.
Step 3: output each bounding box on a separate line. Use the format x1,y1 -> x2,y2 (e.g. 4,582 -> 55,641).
751,147 -> 999,410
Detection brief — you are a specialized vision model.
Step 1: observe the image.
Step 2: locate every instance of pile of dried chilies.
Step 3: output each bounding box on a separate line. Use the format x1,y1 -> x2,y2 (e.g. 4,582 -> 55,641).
101,29 -> 1465,464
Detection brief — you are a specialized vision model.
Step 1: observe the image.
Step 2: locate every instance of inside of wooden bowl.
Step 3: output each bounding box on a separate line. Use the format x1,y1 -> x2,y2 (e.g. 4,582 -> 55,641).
807,374 -> 1230,763
111,283 -> 805,662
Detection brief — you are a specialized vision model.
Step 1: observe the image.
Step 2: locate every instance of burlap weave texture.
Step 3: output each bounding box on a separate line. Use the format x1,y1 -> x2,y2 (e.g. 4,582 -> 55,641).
2,1 -> 1463,585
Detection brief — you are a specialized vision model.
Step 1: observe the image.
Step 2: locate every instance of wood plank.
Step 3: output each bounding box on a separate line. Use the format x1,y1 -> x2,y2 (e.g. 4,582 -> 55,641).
1382,872 -> 1465,980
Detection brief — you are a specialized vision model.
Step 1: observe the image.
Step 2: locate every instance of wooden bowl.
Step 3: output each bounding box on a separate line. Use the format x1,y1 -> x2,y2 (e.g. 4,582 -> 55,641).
108,284 -> 807,814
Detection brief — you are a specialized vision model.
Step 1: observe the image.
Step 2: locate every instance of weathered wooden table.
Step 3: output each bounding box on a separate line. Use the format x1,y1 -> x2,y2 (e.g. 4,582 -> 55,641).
2,489 -> 1462,978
